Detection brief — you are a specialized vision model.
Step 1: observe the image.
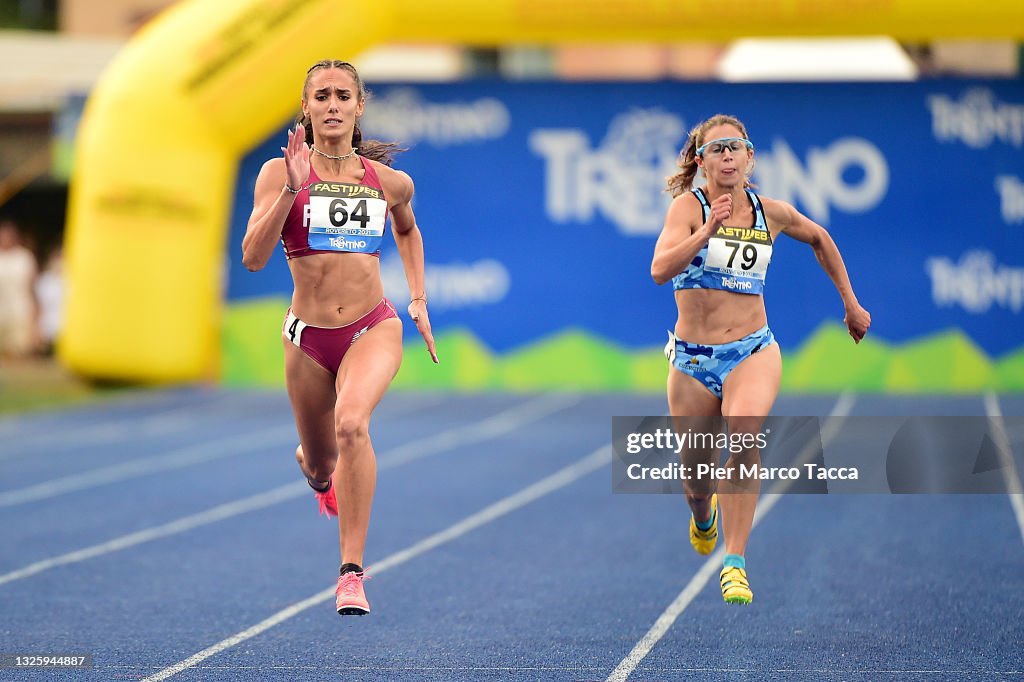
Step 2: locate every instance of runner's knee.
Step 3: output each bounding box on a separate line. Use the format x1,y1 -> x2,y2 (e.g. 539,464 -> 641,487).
335,413 -> 370,451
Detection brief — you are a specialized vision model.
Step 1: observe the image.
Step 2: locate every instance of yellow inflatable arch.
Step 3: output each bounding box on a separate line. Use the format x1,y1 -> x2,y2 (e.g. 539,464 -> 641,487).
61,0 -> 1024,382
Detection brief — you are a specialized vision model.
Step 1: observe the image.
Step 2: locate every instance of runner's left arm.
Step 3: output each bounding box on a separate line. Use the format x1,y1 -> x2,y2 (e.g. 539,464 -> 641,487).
768,198 -> 871,343
389,171 -> 439,363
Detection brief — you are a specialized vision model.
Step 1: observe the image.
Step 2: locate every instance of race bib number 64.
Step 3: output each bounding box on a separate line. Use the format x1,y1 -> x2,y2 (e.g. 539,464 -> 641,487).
305,182 -> 387,253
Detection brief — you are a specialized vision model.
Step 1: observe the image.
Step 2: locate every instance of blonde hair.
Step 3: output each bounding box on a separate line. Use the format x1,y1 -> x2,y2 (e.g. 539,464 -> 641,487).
666,114 -> 754,197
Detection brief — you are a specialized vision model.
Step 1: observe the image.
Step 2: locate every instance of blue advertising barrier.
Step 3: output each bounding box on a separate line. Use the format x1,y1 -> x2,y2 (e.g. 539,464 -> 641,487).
225,81 -> 1024,390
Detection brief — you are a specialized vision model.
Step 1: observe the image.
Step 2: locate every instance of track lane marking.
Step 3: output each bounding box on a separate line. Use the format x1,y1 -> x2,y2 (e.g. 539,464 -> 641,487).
606,394 -> 856,682
141,444 -> 610,682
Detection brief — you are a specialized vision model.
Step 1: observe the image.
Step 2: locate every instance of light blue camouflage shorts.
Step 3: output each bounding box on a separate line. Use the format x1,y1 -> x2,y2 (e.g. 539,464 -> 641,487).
665,324 -> 776,399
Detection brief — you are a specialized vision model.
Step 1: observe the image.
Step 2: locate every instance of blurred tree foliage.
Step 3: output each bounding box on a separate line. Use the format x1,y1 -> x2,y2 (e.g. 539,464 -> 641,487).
0,0 -> 57,30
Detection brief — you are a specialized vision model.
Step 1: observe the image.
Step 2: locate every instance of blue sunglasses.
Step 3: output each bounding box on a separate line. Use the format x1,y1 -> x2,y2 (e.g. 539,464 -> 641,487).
696,137 -> 754,157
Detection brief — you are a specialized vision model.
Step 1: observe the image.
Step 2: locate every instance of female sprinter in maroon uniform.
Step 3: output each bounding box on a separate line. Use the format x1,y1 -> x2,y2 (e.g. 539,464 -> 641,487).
243,60 -> 437,616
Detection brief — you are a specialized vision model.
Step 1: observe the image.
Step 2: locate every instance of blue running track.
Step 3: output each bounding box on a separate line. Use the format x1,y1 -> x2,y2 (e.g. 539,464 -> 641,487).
0,389 -> 1022,681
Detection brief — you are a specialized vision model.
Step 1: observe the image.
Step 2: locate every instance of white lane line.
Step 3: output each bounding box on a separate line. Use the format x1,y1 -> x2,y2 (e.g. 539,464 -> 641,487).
984,393 -> 1024,545
0,390 -> 371,459
380,392 -> 580,468
606,393 -> 856,682
0,391 -> 234,457
141,444 -> 610,682
0,482 -> 305,587
0,394 -> 578,584
0,392 -> 449,463
0,387 -> 444,456
0,394 -> 574,508
0,426 -> 297,508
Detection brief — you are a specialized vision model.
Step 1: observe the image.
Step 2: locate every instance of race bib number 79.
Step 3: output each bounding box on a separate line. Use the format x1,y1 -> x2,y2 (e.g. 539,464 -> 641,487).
704,226 -> 772,280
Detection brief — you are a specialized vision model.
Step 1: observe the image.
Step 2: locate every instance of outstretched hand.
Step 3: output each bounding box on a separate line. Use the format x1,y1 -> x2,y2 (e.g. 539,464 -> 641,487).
844,302 -> 871,344
282,123 -> 311,191
408,299 -> 439,363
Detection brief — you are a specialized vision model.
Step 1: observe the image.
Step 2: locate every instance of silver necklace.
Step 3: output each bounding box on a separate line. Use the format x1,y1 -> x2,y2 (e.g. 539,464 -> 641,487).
312,146 -> 357,161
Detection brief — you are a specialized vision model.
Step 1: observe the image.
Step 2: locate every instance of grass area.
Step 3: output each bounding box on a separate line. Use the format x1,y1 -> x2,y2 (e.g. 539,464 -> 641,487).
0,356 -> 130,416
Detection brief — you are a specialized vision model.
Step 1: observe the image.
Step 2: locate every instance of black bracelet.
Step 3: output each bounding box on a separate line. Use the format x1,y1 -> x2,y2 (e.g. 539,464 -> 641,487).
284,183 -> 301,194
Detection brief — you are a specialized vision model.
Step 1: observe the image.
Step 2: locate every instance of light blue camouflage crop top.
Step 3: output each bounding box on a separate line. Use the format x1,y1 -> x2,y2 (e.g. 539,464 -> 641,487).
672,188 -> 773,295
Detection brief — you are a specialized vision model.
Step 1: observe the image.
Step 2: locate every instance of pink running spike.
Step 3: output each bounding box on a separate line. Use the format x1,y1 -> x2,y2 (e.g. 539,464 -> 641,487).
336,572 -> 370,615
315,485 -> 338,517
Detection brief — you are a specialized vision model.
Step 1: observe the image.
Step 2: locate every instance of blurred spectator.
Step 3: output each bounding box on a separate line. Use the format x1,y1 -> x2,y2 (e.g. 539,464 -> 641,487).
0,219 -> 38,359
34,246 -> 63,356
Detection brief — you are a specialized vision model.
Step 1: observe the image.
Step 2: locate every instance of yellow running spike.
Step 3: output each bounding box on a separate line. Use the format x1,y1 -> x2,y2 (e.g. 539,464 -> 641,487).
720,566 -> 753,605
689,494 -> 718,555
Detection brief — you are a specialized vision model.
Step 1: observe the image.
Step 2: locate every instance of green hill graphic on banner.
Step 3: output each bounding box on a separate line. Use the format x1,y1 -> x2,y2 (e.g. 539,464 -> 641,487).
222,298 -> 1024,392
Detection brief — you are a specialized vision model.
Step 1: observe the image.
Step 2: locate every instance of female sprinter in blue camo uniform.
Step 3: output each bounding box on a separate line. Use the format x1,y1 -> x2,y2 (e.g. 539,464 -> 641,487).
243,60 -> 438,617
651,114 -> 871,604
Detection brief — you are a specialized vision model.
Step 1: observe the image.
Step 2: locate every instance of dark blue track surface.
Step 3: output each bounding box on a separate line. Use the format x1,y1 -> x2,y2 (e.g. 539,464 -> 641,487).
0,390 -> 1021,681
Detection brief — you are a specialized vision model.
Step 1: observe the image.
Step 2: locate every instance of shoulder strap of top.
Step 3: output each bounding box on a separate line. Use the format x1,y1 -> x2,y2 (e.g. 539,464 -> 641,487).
691,188 -> 710,223
359,155 -> 384,192
746,189 -> 767,230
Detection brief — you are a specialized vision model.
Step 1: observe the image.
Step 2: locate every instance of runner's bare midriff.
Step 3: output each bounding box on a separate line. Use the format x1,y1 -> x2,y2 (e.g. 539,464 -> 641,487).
288,252 -> 384,327
674,288 -> 767,344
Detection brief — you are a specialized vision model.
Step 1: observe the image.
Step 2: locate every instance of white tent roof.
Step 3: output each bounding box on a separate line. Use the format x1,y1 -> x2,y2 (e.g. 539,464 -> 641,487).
0,31 -> 123,111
